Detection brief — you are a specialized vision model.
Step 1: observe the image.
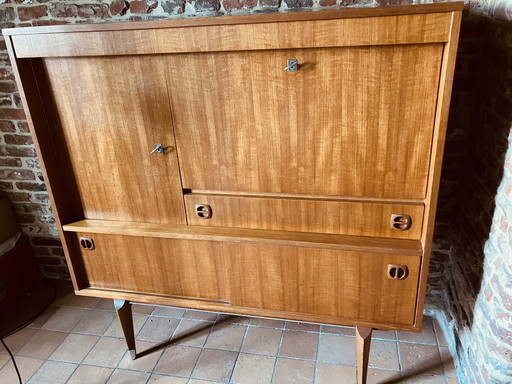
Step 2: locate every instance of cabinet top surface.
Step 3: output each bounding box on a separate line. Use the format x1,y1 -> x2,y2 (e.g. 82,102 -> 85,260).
3,1 -> 463,36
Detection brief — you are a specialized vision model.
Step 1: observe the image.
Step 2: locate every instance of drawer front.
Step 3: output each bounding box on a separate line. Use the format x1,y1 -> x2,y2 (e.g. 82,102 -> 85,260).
185,194 -> 424,239
71,233 -> 228,302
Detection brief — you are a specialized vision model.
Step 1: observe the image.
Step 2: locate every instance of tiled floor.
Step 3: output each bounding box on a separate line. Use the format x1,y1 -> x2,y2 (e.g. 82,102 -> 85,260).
0,284 -> 457,384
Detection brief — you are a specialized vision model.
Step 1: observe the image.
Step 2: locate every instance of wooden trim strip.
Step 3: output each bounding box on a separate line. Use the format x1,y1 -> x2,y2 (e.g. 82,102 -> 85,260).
63,219 -> 423,256
76,287 -> 421,331
12,13 -> 453,58
2,3 -> 464,36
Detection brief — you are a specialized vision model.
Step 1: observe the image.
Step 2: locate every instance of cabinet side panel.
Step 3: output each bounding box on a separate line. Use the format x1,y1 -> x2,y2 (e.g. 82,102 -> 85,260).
169,44 -> 443,199
42,55 -> 186,224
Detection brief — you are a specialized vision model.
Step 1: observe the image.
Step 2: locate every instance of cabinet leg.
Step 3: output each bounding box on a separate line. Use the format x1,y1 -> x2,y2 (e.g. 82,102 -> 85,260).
355,326 -> 372,384
114,299 -> 137,359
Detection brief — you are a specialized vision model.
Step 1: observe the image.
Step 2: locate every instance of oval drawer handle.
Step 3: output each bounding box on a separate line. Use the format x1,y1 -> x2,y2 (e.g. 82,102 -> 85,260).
387,264 -> 408,280
195,204 -> 212,219
390,214 -> 412,230
79,236 -> 95,251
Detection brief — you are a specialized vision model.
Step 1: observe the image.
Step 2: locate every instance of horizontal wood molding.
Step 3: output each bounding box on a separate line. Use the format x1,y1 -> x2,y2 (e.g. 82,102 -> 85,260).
76,287 -> 422,332
11,13 -> 452,58
63,219 -> 423,256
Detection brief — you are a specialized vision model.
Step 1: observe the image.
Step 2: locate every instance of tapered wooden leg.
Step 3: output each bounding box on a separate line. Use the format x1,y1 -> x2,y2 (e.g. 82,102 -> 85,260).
114,299 -> 137,359
356,326 -> 372,384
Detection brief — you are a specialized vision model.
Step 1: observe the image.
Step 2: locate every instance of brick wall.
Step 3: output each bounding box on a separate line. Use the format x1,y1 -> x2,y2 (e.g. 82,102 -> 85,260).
1,0 -> 511,381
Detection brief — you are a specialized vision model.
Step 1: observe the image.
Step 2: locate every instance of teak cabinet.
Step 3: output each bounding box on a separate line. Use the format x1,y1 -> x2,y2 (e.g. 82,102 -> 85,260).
4,3 -> 462,382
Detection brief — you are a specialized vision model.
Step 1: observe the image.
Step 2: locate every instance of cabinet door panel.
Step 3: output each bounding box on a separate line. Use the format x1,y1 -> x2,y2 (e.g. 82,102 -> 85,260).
167,44 -> 442,199
43,56 -> 186,224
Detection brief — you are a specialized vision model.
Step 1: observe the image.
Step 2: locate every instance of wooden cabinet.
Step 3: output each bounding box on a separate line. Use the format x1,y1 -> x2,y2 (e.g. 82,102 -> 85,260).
3,3 -> 462,382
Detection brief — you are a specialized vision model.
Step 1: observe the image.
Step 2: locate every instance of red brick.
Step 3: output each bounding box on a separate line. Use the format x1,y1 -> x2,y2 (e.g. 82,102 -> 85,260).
49,3 -> 78,18
15,182 -> 46,192
129,0 -> 158,14
77,4 -> 110,18
18,5 -> 48,22
0,120 -> 15,132
0,145 -> 36,157
31,20 -> 70,27
0,181 -> 13,190
0,157 -> 22,167
13,94 -> 22,108
0,168 -> 35,180
33,193 -> 49,204
0,68 -> 14,81
16,213 -> 35,224
319,0 -> 336,5
223,0 -> 257,10
17,121 -> 30,132
161,0 -> 184,14
0,7 -> 15,22
193,0 -> 220,11
5,191 -> 31,201
0,81 -> 16,93
4,134 -> 33,145
0,108 -> 26,120
260,0 -> 279,6
110,1 -> 130,15
0,96 -> 11,106
283,0 -> 313,8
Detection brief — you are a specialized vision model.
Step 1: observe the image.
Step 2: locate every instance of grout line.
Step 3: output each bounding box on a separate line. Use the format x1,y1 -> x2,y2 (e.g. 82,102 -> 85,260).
269,325 -> 285,384
227,319 -> 251,383
313,329 -> 321,384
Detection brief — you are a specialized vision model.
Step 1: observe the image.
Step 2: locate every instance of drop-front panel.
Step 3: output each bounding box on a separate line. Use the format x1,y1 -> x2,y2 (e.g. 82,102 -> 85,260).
4,4 -> 462,382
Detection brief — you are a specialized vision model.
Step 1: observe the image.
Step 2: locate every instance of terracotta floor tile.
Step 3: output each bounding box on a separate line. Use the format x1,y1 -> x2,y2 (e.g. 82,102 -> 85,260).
0,353 -> 10,369
439,346 -> 456,378
184,310 -> 218,322
0,356 -> 43,383
106,368 -> 151,383
54,292 -> 98,308
368,339 -> 400,370
273,357 -> 315,384
231,353 -> 276,384
26,360 -> 77,384
41,307 -> 89,332
398,317 -> 438,345
400,373 -> 447,383
172,319 -> 212,347
147,374 -> 189,383
192,348 -> 238,382
250,317 -> 285,329
189,380 -> 224,384
154,345 -> 201,376
285,321 -> 321,332
49,333 -> 99,363
28,306 -> 59,328
204,323 -> 247,351
321,325 -> 354,336
241,326 -> 282,355
17,330 -> 68,359
137,317 -> 180,342
93,298 -> 116,311
315,362 -> 356,383
0,328 -> 37,354
217,314 -> 251,325
367,368 -> 401,384
72,309 -> 117,335
279,330 -> 318,360
318,334 -> 355,365
399,342 -> 444,375
118,340 -> 163,372
82,337 -> 126,367
152,306 -> 186,318
67,365 -> 113,384
132,304 -> 157,315
104,313 -> 148,338
373,330 -> 397,340
433,320 -> 449,347
447,377 -> 459,383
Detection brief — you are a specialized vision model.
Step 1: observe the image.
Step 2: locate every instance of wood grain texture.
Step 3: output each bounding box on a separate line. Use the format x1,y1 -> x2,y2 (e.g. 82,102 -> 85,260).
415,10 -> 462,327
63,219 -> 423,256
185,194 -> 424,239
42,55 -> 186,224
225,244 -> 420,325
3,3 -> 464,36
11,13 -> 451,58
75,232 -> 228,301
169,44 -> 443,199
356,327 -> 372,384
74,232 -> 419,325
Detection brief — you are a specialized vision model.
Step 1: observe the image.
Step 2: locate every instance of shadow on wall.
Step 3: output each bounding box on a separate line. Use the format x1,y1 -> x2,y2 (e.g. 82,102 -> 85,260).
430,10 -> 512,381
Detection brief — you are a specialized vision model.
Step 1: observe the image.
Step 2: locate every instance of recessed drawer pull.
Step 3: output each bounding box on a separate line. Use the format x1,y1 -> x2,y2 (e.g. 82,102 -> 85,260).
79,237 -> 95,250
195,204 -> 212,219
387,264 -> 408,280
390,214 -> 412,230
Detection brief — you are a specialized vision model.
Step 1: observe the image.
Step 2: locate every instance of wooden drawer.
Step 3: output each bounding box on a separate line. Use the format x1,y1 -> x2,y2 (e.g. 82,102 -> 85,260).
69,229 -> 420,326
185,194 -> 424,239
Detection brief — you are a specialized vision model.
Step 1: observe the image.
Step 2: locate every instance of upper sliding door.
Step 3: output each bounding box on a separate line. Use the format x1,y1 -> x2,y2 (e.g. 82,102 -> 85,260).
43,55 -> 186,224
167,44 -> 443,199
